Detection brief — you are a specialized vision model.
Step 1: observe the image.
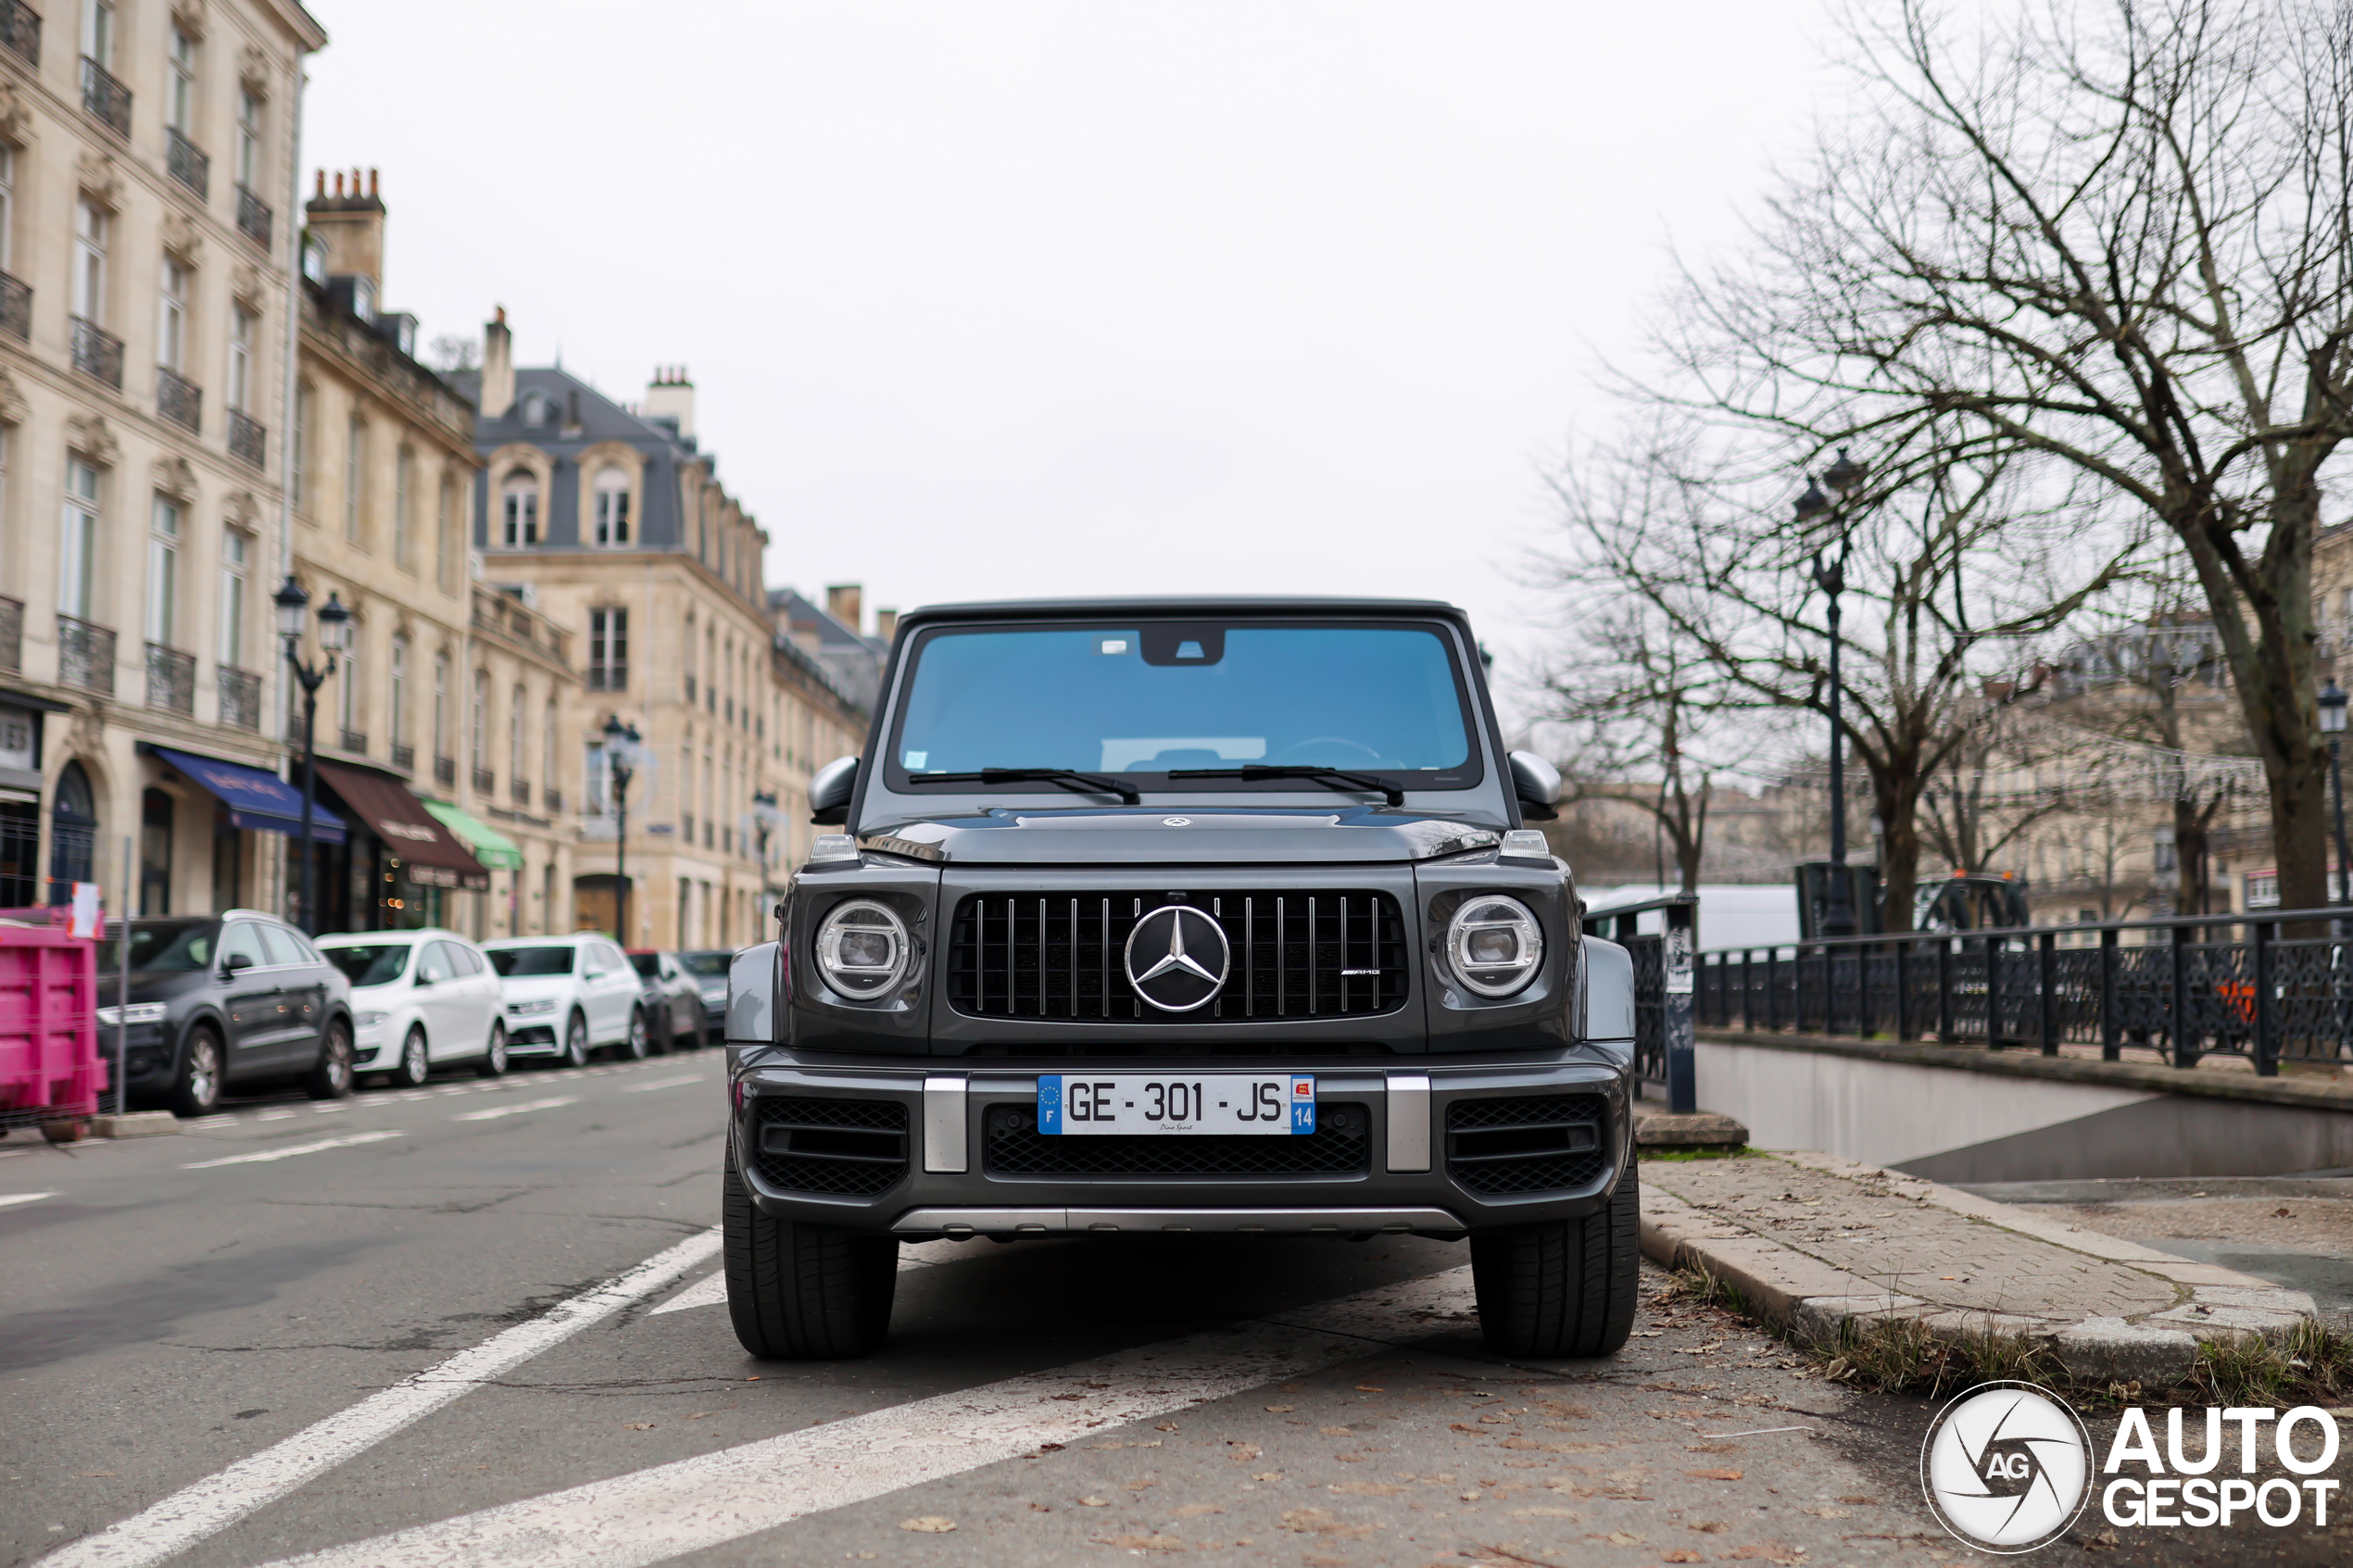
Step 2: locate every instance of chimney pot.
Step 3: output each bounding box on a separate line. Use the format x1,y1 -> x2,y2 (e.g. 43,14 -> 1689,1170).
826,583 -> 863,634
314,169 -> 325,196
332,170 -> 344,196
482,307 -> 515,420
369,168 -> 379,198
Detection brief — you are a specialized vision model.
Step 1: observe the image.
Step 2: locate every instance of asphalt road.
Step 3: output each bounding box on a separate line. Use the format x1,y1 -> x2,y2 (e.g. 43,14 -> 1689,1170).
2,1063 -> 2339,1568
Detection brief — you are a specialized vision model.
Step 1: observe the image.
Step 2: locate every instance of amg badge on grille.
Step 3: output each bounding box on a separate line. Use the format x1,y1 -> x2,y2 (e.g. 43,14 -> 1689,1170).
1122,904 -> 1231,1011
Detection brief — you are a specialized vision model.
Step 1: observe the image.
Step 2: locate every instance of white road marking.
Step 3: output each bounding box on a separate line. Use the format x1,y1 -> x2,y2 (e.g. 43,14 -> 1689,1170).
256,1110 -> 296,1122
34,1225 -> 725,1568
621,1074 -> 705,1093
646,1238 -> 980,1317
645,1270 -> 726,1316
182,1132 -> 406,1169
311,1102 -> 348,1114
258,1266 -> 1476,1568
0,1190 -> 57,1209
452,1097 -> 577,1123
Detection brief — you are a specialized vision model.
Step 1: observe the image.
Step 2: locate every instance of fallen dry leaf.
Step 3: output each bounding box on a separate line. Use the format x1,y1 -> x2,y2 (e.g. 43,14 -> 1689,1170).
1836,1496 -> 1875,1505
1479,1412 -> 1512,1424
1329,1481 -> 1404,1497
1128,1477 -> 1159,1491
1253,1471 -> 1285,1481
622,1423 -> 655,1431
1450,1423 -> 1483,1433
1687,1468 -> 1743,1481
1458,1490 -> 1482,1501
1356,1385 -> 1386,1392
1508,1507 -> 1582,1519
898,1517 -> 956,1534
1798,1506 -> 1850,1518
1604,1531 -> 1645,1546
1661,1553 -> 1704,1564
1265,1404 -> 1295,1412
1690,1521 -> 1730,1534
1170,1504 -> 1225,1517
1321,1425 -> 1353,1436
1335,1452 -> 1366,1462
1093,1534 -> 1187,1553
1077,1497 -> 1111,1508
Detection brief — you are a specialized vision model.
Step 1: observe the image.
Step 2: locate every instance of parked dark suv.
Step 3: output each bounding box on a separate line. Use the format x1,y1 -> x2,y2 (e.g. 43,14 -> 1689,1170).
99,911 -> 359,1116
723,598 -> 1643,1361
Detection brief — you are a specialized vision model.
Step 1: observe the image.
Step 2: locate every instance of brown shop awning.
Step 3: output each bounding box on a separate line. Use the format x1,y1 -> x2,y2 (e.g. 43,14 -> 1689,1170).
311,760 -> 492,892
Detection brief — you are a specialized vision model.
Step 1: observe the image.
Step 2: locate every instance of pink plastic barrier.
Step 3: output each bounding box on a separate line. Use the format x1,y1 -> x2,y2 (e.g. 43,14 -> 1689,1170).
0,921 -> 101,1124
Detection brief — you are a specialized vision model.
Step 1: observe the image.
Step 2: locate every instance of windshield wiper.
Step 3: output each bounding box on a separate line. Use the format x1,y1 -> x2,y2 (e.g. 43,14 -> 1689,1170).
1166,763 -> 1404,807
912,768 -> 1140,805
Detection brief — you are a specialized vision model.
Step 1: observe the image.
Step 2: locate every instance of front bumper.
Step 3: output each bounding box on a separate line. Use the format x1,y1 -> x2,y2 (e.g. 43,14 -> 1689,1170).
731,1053 -> 1629,1236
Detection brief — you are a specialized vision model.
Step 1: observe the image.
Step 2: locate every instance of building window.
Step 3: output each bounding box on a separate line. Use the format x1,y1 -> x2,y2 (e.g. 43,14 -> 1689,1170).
436,477 -> 458,592
147,496 -> 181,647
543,697 -> 559,796
157,258 -> 189,373
509,683 -> 526,782
60,459 -> 99,621
167,27 -> 195,133
593,466 -> 630,546
337,632 -> 359,740
227,307 -> 254,412
394,448 -> 413,570
236,90 -> 261,190
500,470 -> 537,546
84,1 -> 115,69
73,200 -> 107,325
683,615 -> 697,701
292,383 -> 311,512
389,636 -> 408,752
218,528 -> 248,669
471,667 -> 488,772
0,146 -> 15,273
588,608 -> 627,691
344,416 -> 365,543
433,650 -> 449,761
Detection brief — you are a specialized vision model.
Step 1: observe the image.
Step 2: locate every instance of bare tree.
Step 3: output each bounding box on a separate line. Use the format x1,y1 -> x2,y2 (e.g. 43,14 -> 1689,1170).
1655,0 -> 2353,914
425,333 -> 479,374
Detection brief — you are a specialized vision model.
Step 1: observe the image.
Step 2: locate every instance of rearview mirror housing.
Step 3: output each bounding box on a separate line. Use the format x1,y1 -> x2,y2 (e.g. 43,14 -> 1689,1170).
1508,749 -> 1563,821
810,756 -> 858,824
223,953 -> 253,975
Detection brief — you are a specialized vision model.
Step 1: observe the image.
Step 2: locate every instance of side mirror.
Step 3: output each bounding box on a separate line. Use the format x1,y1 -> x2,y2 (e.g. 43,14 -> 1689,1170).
1508,749 -> 1563,822
810,756 -> 859,825
223,953 -> 254,975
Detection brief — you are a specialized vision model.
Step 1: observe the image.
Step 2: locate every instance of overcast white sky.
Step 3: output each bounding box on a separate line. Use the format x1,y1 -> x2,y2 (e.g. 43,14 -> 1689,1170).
305,1 -> 1835,718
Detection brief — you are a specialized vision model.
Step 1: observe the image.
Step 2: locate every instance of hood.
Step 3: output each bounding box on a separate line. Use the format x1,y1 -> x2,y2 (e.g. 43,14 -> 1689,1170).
855,806 -> 1506,866
120,969 -> 216,1005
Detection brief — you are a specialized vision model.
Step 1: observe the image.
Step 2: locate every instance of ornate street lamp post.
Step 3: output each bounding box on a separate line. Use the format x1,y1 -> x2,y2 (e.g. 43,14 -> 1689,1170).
601,714 -> 643,942
2321,679 -> 2349,904
1797,448 -> 1865,938
273,577 -> 349,935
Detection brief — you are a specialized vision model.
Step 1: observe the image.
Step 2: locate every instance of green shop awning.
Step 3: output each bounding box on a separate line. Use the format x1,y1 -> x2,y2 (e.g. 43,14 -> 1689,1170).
422,800 -> 524,870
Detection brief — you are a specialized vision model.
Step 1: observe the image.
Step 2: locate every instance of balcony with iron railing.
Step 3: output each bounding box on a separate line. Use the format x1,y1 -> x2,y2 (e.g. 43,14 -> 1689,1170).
164,127 -> 208,197
235,184 -> 271,249
390,742 -> 415,773
157,368 -> 201,433
512,776 -> 532,807
70,317 -> 121,387
434,754 -> 456,787
469,586 -> 573,667
0,1 -> 40,68
57,615 -> 114,695
80,55 -> 129,136
218,665 -> 261,731
145,643 -> 195,715
472,766 -> 495,796
0,270 -> 27,341
227,408 -> 265,469
339,728 -> 367,755
0,595 -> 19,673
543,785 -> 563,814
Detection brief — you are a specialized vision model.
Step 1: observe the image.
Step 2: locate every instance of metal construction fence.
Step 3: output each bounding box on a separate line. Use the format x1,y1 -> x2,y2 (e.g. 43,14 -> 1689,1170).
1689,906 -> 2353,1077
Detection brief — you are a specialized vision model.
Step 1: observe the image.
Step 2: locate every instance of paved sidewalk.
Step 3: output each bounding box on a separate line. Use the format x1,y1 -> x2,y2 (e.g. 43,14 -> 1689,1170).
1640,1149 -> 2321,1384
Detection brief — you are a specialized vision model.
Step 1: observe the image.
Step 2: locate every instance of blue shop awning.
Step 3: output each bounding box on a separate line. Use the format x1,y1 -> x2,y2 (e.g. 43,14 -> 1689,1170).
145,746 -> 346,844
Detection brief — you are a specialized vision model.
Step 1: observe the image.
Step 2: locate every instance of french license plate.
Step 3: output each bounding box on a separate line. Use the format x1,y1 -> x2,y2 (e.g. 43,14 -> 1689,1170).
1038,1073 -> 1315,1135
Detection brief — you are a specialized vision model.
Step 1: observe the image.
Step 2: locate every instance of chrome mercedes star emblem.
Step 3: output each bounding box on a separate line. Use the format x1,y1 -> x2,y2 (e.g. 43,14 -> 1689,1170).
1123,904 -> 1231,1012
1162,816 -> 1191,826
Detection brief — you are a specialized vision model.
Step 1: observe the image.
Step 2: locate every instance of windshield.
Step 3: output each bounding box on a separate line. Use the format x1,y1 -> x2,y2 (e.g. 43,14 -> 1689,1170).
487,946 -> 575,978
678,952 -> 732,978
96,922 -> 220,973
889,623 -> 1476,791
323,944 -> 413,987
629,953 -> 661,978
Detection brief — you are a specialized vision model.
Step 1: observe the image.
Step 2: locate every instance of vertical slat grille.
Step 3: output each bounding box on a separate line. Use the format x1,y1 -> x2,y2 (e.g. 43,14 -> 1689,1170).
947,891 -> 1408,1021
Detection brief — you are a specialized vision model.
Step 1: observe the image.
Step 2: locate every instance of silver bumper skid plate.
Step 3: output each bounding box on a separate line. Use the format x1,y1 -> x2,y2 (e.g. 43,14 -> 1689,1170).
890,1206 -> 1466,1236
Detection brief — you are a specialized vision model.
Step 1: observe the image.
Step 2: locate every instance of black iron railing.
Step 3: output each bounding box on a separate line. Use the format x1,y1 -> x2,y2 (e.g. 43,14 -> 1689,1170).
165,127 -> 208,196
511,776 -> 532,806
80,55 -> 129,135
227,408 -> 265,469
544,786 -> 562,813
472,766 -> 494,796
57,615 -> 114,694
1692,909 -> 2353,1077
236,184 -> 271,249
0,270 -> 29,341
0,1 -> 41,68
340,728 -> 368,755
390,742 -> 415,772
218,665 -> 261,730
145,643 -> 195,714
1580,893 -> 1697,1096
0,595 -> 19,673
157,367 -> 201,432
434,754 -> 457,787
70,316 -> 122,387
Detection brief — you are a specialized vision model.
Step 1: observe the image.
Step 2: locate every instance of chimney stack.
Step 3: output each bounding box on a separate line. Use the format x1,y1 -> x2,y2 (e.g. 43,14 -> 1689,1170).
481,306 -> 514,419
304,165 -> 388,295
643,366 -> 695,439
826,583 -> 863,634
875,608 -> 900,646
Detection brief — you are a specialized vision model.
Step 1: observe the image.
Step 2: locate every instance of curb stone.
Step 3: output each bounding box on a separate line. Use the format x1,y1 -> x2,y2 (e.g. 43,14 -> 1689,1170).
1639,1149 -> 2319,1384
92,1110 -> 180,1138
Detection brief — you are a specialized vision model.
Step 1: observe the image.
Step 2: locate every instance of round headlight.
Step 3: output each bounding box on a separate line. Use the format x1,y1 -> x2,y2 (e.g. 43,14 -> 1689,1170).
1445,895 -> 1543,998
815,899 -> 911,998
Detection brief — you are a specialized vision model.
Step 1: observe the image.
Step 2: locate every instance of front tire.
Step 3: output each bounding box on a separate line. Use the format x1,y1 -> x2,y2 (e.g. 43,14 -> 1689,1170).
476,1022 -> 509,1078
561,1011 -> 590,1069
612,1006 -> 649,1061
1469,1154 -> 1640,1358
170,1025 -> 224,1118
392,1025 -> 431,1088
723,1142 -> 896,1358
304,1018 -> 356,1100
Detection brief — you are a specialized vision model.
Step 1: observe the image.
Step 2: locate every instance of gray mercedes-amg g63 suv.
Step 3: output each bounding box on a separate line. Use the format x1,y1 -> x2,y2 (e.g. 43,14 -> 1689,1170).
723,597 -> 1642,1359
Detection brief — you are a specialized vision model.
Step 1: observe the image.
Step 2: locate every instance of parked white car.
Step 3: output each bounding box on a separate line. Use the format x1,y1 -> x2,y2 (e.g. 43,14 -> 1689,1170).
480,935 -> 648,1066
316,929 -> 510,1086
